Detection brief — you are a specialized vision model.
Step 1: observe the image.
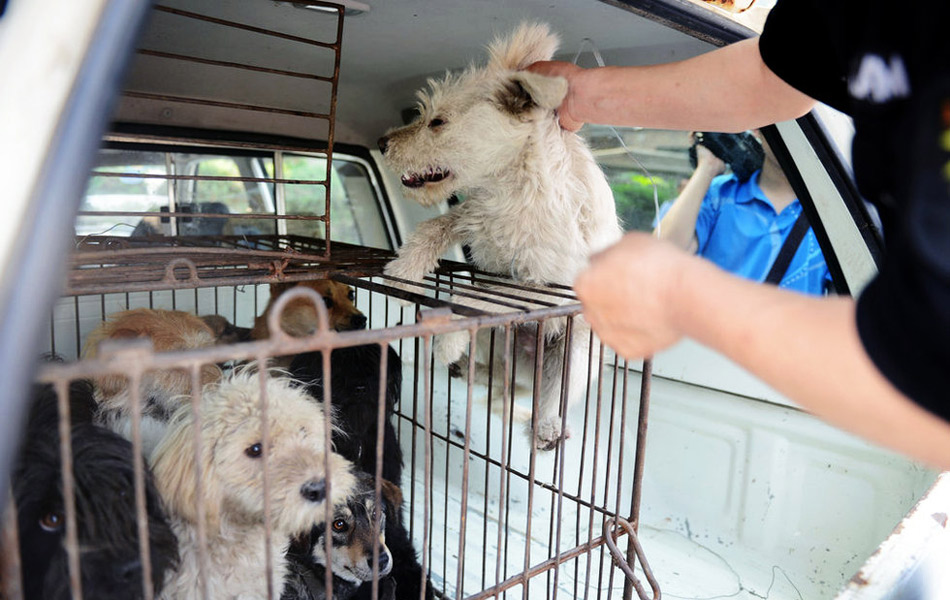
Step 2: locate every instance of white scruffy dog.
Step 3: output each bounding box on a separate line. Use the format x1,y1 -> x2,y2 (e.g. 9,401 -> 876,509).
151,368 -> 355,600
379,23 -> 622,450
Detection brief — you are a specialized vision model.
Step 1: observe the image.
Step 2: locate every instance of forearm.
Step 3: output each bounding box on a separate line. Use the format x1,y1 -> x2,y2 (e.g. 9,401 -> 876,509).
568,38 -> 815,131
674,257 -> 950,469
657,166 -> 717,250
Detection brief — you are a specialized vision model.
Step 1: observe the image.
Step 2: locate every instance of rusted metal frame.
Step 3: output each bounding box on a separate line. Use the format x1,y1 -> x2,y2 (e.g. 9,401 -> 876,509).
71,243 -> 325,260
479,328 -> 496,591
521,316 -> 547,600
390,411 -> 626,522
371,343 -> 388,600
583,344 -> 609,597
321,348 -> 335,600
454,326 -> 479,599
333,274 -> 497,318
188,365 -> 211,600
604,518 -> 660,600
123,91 -> 332,121
420,334 -> 434,600
621,358 -> 656,600
573,331 -> 598,600
104,132 -> 332,156
491,325 -> 514,599
90,169 -> 328,186
464,534 -> 617,600
325,2 -> 345,258
430,269 -> 578,303
596,353 -> 624,600
36,303 -> 585,384
550,316 -> 576,600
426,276 -> 566,309
76,210 -> 327,221
374,273 -> 554,313
54,378 -> 83,600
125,364 -> 156,600
137,49 -> 335,83
153,4 -> 339,50
607,359 -> 632,600
251,359 -> 276,599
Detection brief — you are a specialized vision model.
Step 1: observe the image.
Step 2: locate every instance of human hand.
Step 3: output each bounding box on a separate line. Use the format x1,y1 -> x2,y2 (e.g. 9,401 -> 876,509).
692,138 -> 727,176
525,60 -> 585,131
573,232 -> 689,359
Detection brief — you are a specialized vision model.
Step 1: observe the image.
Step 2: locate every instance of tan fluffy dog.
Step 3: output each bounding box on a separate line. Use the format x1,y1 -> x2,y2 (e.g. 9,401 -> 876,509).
251,280 -> 367,340
151,368 -> 356,600
83,308 -> 222,457
379,23 -> 622,450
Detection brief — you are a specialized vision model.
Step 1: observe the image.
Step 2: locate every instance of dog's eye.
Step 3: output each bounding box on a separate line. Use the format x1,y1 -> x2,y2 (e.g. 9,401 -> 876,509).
245,442 -> 263,458
332,519 -> 348,532
428,117 -> 446,129
39,511 -> 64,532
347,290 -> 355,301
323,297 -> 335,309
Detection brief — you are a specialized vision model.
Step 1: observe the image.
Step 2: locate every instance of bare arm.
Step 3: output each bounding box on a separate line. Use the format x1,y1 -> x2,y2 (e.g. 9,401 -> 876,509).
528,38 -> 815,132
657,144 -> 725,251
574,232 -> 950,470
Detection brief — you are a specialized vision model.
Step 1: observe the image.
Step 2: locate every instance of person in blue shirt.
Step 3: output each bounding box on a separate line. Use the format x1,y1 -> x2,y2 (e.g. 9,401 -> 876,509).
657,132 -> 831,295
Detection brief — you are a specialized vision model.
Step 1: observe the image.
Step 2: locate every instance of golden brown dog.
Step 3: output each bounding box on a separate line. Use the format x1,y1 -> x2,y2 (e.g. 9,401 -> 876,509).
251,280 -> 367,340
82,308 -> 222,457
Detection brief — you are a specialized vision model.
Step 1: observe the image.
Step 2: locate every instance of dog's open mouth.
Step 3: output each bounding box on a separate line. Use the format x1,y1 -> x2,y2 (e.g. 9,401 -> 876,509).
401,166 -> 451,188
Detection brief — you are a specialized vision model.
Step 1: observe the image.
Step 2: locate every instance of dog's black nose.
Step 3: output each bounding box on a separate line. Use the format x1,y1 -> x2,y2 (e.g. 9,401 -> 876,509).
377,551 -> 391,571
351,314 -> 367,330
377,135 -> 389,154
113,559 -> 143,583
300,479 -> 326,503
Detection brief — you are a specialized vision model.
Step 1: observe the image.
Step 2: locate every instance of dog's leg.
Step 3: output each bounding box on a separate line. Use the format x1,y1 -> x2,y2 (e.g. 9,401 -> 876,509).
531,321 -> 592,451
384,213 -> 459,302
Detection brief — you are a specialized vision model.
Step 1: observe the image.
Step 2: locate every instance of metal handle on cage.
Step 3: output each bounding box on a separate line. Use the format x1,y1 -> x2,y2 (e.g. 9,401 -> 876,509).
603,516 -> 661,600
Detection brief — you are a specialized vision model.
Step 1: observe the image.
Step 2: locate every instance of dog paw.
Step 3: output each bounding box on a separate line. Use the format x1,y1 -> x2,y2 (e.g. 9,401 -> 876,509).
533,416 -> 570,451
382,260 -> 428,306
434,330 -> 469,365
447,360 -> 465,379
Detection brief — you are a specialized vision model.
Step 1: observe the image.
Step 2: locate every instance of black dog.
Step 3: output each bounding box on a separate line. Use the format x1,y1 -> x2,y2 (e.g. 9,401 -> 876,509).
282,473 -> 398,600
11,379 -> 179,600
289,344 -> 432,600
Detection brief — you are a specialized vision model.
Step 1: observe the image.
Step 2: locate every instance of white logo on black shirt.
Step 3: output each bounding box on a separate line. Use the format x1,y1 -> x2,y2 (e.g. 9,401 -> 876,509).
848,54 -> 910,103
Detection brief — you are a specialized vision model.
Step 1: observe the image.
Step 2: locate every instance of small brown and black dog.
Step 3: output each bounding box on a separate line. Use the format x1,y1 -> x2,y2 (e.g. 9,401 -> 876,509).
251,280 -> 367,340
82,308 -> 222,457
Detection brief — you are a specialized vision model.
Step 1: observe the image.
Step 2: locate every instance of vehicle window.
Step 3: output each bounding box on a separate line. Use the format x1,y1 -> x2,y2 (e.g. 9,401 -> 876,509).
280,154 -> 391,249
584,126 -> 834,296
77,149 -> 169,237
77,145 -> 392,250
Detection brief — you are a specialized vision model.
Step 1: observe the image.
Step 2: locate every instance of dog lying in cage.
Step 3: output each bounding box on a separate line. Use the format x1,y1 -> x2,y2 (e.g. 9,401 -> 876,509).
378,22 -> 622,450
282,472 -> 398,600
150,367 -> 356,600
289,344 -> 434,600
252,280 -> 367,340
11,378 -> 179,600
82,308 -> 223,457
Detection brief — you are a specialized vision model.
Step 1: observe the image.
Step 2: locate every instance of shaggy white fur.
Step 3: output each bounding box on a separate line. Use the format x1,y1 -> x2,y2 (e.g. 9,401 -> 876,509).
151,367 -> 355,600
379,22 -> 622,450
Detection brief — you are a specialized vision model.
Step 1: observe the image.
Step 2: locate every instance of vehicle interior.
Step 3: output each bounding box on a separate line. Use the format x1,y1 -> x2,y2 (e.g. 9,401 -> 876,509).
0,1 -> 940,599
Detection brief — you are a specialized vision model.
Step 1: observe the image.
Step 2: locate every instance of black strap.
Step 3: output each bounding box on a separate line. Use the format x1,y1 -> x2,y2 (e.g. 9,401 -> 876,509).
764,211 -> 811,285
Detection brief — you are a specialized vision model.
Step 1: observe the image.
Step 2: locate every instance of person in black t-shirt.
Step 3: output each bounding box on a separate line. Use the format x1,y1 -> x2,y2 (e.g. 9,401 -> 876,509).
527,0 -> 950,469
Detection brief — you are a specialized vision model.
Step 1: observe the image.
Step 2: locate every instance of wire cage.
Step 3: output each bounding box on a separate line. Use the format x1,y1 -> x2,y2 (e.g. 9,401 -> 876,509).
0,2 -> 658,600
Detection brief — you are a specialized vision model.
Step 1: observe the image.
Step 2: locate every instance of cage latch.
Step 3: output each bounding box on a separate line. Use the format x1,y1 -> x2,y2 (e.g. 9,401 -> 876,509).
603,516 -> 661,600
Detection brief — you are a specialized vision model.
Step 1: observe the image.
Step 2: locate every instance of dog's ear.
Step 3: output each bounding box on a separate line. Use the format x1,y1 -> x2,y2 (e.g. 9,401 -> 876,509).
497,71 -> 568,117
151,412 -> 222,531
487,22 -> 559,71
379,478 -> 403,522
269,282 -> 296,297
